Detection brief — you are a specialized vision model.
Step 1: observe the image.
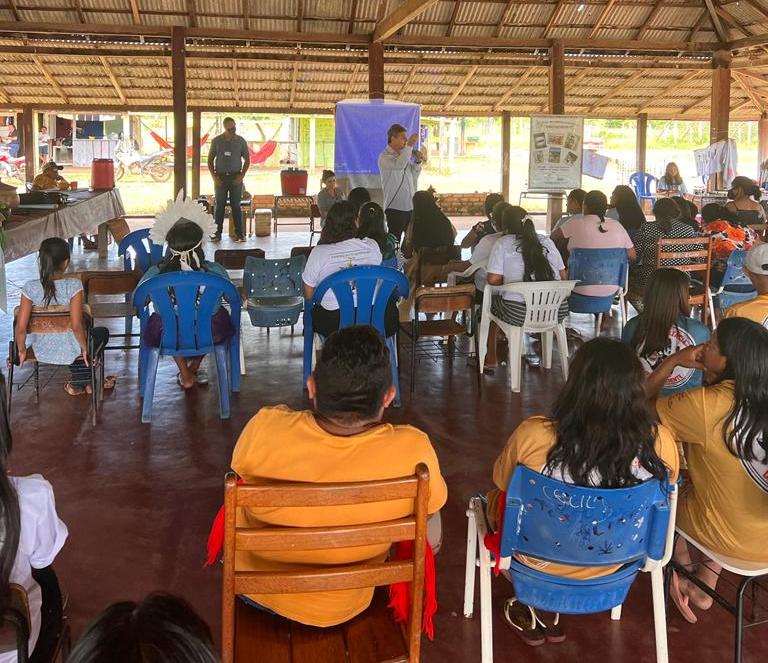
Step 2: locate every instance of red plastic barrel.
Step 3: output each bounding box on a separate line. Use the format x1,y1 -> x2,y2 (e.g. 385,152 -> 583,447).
91,158 -> 115,190
280,168 -> 308,195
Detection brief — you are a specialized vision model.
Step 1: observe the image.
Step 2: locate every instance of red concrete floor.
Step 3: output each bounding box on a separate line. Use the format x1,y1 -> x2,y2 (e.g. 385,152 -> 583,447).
1,224 -> 766,662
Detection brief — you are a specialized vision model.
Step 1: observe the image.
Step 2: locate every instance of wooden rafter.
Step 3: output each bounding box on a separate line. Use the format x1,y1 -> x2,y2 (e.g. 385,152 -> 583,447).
443,64 -> 477,109
31,54 -> 69,103
232,59 -> 239,107
588,70 -> 645,112
681,91 -> 712,114
543,0 -> 567,39
128,0 -> 141,25
242,0 -> 249,30
0,84 -> 10,104
373,0 -> 440,42
588,0 -> 618,39
446,1 -> 461,37
187,0 -> 197,28
636,70 -> 706,112
687,8 -> 711,42
72,0 -> 85,23
539,68 -> 590,112
6,0 -> 20,22
399,64 -> 419,101
737,69 -> 768,86
348,0 -> 358,34
494,0 -> 515,38
289,61 -> 299,107
730,99 -> 755,114
493,67 -> 536,112
297,0 -> 304,32
99,56 -> 126,104
740,0 -> 768,21
345,63 -> 362,97
703,0 -> 729,42
636,0 -> 666,40
732,70 -> 765,111
715,4 -> 756,37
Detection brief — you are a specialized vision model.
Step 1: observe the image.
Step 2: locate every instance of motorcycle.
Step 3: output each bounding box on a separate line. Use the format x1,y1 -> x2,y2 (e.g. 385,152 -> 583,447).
0,149 -> 25,181
113,147 -> 172,182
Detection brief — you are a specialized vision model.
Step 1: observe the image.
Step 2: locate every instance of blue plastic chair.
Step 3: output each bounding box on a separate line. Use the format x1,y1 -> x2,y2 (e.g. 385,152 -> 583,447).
709,249 -> 757,316
464,465 -> 677,663
118,228 -> 165,274
567,248 -> 629,335
132,271 -> 241,423
302,265 -> 409,404
243,255 -> 305,332
629,172 -> 658,205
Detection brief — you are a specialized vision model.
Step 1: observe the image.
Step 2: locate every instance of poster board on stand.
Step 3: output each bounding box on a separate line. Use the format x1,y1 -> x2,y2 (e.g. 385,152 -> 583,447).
528,115 -> 584,191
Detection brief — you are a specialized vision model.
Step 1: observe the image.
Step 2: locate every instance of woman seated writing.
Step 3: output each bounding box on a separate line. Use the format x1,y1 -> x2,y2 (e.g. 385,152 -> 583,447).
303,201 -> 394,337
658,162 -> 687,195
648,317 -> 768,623
484,207 -> 565,370
15,237 -> 115,396
622,268 -> 710,396
488,338 -> 679,645
139,197 -> 234,389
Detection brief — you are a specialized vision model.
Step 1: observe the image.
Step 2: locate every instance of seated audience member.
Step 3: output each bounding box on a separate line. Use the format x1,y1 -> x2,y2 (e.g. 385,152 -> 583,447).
658,162 -> 688,195
551,188 -> 587,233
461,193 -> 504,250
488,338 -> 678,645
404,189 -> 458,257
0,374 -> 68,663
648,318 -> 768,623
723,243 -> 768,326
66,592 -> 217,663
229,325 -> 447,627
347,186 -> 371,214
31,161 -> 68,191
701,203 -> 759,281
725,175 -> 767,227
15,238 -> 115,396
606,185 -> 645,243
622,268 -> 709,395
468,201 -> 511,301
484,207 -> 566,369
303,201 -> 393,336
551,190 -> 636,299
630,197 -> 697,294
138,198 -> 234,390
671,195 -> 699,232
357,201 -> 397,261
317,169 -> 345,226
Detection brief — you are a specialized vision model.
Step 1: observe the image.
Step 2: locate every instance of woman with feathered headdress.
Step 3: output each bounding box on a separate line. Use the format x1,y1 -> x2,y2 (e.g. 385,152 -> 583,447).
137,192 -> 235,389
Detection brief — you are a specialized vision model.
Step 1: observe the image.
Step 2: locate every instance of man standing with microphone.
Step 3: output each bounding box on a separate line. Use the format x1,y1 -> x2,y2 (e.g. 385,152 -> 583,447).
378,124 -> 425,245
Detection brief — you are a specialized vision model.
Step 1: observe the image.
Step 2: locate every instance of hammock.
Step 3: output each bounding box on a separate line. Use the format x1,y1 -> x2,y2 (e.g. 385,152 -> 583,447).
248,140 -> 278,165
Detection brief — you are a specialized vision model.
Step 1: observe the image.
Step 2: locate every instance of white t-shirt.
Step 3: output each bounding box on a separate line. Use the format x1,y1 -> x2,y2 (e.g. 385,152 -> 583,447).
0,475 -> 68,663
302,238 -> 382,310
469,232 -> 502,291
486,235 -> 565,301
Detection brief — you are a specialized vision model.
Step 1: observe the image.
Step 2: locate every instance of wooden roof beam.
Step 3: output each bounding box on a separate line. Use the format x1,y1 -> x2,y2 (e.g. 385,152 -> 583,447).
399,64 -> 419,101
539,68 -> 590,111
494,0 -> 515,38
636,69 -> 706,112
348,0 -> 358,34
443,64 -> 477,109
373,0 -> 440,42
232,59 -> 239,107
732,70 -> 765,112
703,0 -> 729,42
446,1 -> 461,37
681,91 -> 712,114
242,0 -> 249,30
289,61 -> 299,108
297,0 -> 304,32
636,0 -> 666,40
128,0 -> 141,25
687,8 -> 711,42
740,0 -> 768,21
99,55 -> 126,105
588,70 -> 645,112
72,0 -> 85,24
588,0 -> 618,39
345,62 -> 362,97
493,67 -> 536,112
543,0 -> 566,39
7,0 -> 20,22
187,0 -> 197,28
31,54 -> 69,103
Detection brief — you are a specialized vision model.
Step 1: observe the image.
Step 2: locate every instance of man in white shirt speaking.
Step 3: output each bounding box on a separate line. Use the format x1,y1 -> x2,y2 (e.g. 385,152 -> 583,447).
377,124 -> 425,245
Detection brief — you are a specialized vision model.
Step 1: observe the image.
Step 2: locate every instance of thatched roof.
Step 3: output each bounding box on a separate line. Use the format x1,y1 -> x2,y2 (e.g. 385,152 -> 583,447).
0,1 -> 767,119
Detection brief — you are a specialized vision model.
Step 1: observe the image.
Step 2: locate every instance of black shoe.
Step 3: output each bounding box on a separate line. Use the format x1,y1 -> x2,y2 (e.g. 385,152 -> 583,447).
209,233 -> 222,242
235,235 -> 246,243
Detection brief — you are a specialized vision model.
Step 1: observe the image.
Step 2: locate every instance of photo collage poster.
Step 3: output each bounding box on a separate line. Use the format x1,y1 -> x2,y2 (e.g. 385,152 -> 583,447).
528,115 -> 584,191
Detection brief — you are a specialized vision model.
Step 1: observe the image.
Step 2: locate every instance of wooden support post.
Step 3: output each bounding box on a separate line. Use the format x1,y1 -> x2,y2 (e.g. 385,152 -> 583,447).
191,109 -> 201,199
171,26 -> 187,197
758,112 -> 768,181
368,41 -> 384,99
636,112 -> 648,175
547,39 -> 565,230
501,111 -> 511,201
22,105 -> 35,183
709,49 -> 731,190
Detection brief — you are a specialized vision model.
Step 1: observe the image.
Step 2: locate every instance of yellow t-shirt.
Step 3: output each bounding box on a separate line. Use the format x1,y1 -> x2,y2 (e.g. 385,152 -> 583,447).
230,405 -> 448,627
723,293 -> 768,328
488,416 -> 680,579
657,381 -> 768,562
31,173 -> 68,191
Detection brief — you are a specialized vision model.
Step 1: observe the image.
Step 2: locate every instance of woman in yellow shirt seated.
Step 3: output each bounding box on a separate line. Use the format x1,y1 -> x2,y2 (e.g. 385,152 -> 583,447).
648,317 -> 768,623
489,338 -> 679,646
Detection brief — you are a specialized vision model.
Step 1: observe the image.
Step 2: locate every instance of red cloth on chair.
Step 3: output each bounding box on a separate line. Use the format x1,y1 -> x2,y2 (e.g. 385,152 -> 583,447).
483,491 -> 507,576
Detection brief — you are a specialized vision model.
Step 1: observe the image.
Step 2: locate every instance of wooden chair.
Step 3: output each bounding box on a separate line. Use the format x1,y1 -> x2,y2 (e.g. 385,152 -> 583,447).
655,235 -> 713,328
221,464 -> 431,663
213,248 -> 267,272
290,246 -> 314,261
273,195 -> 317,242
415,248 -> 469,288
404,284 -> 480,393
79,270 -> 141,349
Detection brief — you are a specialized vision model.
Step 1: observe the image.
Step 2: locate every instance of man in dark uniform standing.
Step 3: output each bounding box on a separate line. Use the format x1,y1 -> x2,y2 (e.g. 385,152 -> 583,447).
208,117 -> 250,242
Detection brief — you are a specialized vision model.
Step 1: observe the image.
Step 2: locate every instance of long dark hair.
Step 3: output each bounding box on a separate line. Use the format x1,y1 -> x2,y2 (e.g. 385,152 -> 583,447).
671,195 -> 699,232
38,237 -> 70,306
159,221 -> 207,273
411,190 -> 454,249
319,201 -> 358,245
652,197 -> 680,235
583,190 -> 609,234
546,338 -> 670,487
630,269 -> 691,356
664,162 -> 683,186
611,185 -> 645,231
357,202 -> 388,253
491,201 -> 511,232
0,375 -> 21,610
713,318 -> 768,466
501,206 -> 554,281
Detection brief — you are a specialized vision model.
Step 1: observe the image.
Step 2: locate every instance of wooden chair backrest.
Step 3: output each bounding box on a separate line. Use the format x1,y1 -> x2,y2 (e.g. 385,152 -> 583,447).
221,464 -> 431,663
414,283 -> 475,315
214,248 -> 266,270
0,584 -> 30,655
80,270 -> 140,298
14,308 -> 76,334
655,235 -> 712,275
250,194 -> 275,210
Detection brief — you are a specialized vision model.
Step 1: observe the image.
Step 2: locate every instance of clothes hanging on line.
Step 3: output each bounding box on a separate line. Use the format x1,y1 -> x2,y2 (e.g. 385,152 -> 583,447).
693,139 -> 738,188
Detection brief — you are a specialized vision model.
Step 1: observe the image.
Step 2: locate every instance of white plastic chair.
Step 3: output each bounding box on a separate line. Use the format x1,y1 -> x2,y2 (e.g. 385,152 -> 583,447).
463,484 -> 678,663
477,280 -> 578,393
447,261 -> 486,287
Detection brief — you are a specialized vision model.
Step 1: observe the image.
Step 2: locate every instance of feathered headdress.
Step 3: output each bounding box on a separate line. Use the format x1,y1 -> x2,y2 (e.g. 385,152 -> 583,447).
150,190 -> 216,271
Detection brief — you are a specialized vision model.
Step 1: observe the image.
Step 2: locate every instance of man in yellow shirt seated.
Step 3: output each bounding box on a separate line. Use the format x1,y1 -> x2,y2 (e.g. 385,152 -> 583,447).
230,325 -> 448,628
723,243 -> 768,327
32,161 -> 69,191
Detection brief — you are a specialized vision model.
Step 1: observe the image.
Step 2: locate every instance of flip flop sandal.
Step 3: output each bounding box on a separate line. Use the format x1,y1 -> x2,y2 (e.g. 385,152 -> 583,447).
670,571 -> 698,624
64,383 -> 86,396
503,598 -> 546,647
176,373 -> 194,390
103,375 -> 117,390
534,610 -> 566,643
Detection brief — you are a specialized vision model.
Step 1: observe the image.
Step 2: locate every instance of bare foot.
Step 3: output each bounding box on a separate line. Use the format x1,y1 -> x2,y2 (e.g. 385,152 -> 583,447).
176,373 -> 195,390
684,574 -> 714,611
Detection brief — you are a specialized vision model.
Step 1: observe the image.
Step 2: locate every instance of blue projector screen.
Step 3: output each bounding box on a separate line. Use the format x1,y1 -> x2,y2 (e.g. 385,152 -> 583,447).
334,99 -> 421,201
